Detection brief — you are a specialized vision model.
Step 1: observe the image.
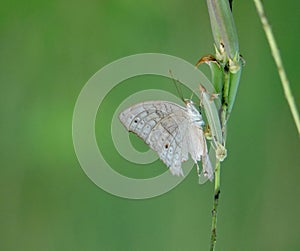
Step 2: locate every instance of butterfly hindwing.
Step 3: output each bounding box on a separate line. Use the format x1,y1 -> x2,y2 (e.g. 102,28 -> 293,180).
147,114 -> 186,176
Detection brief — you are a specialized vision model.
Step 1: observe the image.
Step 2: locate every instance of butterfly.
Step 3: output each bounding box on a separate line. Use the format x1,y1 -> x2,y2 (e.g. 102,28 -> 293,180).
119,99 -> 212,178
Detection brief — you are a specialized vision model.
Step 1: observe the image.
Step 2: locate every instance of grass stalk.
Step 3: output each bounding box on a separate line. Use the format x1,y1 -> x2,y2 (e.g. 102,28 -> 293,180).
253,0 -> 300,136
209,160 -> 221,251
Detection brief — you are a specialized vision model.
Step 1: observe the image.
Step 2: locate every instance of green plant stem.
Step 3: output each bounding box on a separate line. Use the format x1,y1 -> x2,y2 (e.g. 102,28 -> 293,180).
254,0 -> 300,136
221,70 -> 230,135
210,160 -> 221,251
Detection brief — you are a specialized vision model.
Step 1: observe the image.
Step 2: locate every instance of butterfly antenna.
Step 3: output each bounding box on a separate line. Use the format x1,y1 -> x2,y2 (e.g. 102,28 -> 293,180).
189,85 -> 201,104
169,69 -> 184,102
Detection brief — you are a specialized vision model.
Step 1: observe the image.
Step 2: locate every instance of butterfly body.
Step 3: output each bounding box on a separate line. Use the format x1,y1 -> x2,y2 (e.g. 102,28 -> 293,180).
119,100 -> 212,177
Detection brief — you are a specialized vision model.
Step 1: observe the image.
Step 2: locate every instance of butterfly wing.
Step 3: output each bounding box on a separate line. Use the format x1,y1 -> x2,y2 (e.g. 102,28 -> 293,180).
119,101 -> 190,176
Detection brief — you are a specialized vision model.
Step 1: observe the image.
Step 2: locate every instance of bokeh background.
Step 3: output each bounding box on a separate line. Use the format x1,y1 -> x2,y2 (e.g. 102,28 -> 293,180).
1,0 -> 300,250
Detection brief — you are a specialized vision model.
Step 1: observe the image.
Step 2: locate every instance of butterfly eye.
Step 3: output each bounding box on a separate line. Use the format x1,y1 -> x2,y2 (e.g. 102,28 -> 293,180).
165,144 -> 169,149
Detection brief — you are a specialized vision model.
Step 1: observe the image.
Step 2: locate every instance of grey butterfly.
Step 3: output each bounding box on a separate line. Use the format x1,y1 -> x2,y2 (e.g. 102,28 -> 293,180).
119,100 -> 212,178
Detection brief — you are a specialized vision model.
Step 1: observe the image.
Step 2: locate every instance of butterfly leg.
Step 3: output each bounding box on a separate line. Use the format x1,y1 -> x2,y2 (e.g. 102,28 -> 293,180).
203,124 -> 212,140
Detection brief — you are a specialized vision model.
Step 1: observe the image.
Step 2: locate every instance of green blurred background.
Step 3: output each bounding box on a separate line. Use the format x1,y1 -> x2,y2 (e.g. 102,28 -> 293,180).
1,0 -> 300,250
